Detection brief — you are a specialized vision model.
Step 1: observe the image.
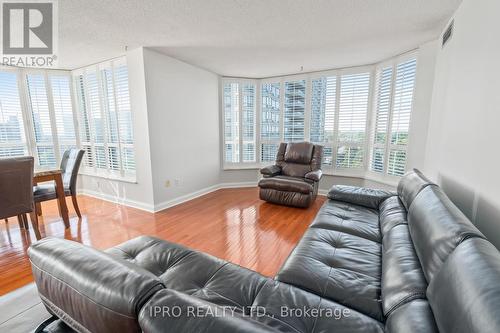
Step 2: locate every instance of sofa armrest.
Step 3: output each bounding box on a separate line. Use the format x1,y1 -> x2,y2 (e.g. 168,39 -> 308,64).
28,237 -> 164,333
327,185 -> 396,209
260,165 -> 281,177
305,169 -> 323,182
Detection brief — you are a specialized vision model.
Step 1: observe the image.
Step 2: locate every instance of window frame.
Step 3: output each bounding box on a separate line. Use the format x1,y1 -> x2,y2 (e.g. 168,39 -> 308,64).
221,77 -> 260,169
220,53 -> 418,185
368,52 -> 418,183
72,57 -> 136,181
0,66 -> 79,168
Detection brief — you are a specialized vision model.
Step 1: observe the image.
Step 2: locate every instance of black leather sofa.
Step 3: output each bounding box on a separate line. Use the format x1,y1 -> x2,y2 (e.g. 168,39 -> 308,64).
29,169 -> 500,333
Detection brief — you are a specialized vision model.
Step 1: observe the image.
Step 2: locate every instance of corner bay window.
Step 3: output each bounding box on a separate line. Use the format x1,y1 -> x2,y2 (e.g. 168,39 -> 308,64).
222,54 -> 418,181
0,56 -> 135,181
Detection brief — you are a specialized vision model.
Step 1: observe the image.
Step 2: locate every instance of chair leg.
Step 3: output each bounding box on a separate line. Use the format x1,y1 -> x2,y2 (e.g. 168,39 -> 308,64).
17,215 -> 24,229
29,206 -> 41,240
22,214 -> 29,229
72,194 -> 82,218
36,202 -> 42,216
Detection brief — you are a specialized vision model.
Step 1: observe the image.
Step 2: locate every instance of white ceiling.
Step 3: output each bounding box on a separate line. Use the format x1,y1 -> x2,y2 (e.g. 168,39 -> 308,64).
59,0 -> 461,77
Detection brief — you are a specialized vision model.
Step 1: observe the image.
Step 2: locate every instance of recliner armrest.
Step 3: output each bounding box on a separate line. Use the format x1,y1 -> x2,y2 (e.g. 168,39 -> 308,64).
327,185 -> 396,209
28,237 -> 164,333
305,169 -> 322,182
260,165 -> 281,177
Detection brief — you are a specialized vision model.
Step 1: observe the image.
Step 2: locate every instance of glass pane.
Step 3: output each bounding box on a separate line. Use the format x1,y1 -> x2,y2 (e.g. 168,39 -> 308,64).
284,80 -> 305,142
310,77 -> 335,143
223,82 -> 239,163
261,82 -> 280,141
336,146 -> 363,169
392,59 -> 416,145
374,67 -> 392,145
371,147 -> 384,173
388,149 -> 407,176
261,143 -> 279,163
242,83 -> 256,162
0,71 -> 27,157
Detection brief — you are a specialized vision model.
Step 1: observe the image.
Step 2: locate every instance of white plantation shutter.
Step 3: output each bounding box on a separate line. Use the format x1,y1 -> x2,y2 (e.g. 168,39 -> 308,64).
26,74 -> 57,167
223,80 -> 257,164
241,83 -> 256,162
337,73 -> 370,169
50,74 -> 77,157
74,74 -> 94,168
260,82 -> 280,162
114,61 -> 135,171
284,80 -> 306,142
371,58 -> 417,177
371,67 -> 392,173
0,70 -> 28,157
223,82 -> 239,163
311,76 -> 336,167
73,57 -> 135,178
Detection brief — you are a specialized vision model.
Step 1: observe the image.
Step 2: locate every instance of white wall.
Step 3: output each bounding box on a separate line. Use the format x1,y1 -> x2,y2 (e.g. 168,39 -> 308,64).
79,48 -> 156,211
424,0 -> 500,248
142,48 -> 221,211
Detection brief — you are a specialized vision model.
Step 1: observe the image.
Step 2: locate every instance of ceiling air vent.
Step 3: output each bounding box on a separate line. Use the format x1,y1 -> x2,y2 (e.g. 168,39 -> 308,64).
442,20 -> 454,47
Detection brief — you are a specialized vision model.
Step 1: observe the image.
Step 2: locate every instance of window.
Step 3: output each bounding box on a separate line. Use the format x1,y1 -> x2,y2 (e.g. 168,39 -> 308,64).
221,52 -> 418,183
310,76 -> 336,166
0,70 -> 28,157
283,80 -> 306,142
25,72 -> 77,168
74,57 -> 135,179
337,73 -> 370,169
371,58 -> 417,176
260,82 -> 280,162
223,79 -> 257,165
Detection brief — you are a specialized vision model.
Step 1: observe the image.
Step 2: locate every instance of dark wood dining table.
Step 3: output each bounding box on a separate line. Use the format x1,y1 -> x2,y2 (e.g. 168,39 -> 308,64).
34,169 -> 70,228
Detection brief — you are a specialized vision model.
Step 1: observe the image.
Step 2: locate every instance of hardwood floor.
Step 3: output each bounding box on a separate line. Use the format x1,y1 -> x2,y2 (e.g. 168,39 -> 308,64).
0,187 -> 325,295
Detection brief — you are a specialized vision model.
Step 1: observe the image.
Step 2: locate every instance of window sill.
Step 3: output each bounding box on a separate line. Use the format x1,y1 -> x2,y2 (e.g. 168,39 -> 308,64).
79,171 -> 137,184
222,165 -> 400,188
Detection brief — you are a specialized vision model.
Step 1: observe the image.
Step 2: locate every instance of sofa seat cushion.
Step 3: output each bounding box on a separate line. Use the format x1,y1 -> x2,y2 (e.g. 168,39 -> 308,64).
34,183 -> 71,201
258,176 -> 312,194
106,236 -> 269,308
382,225 -> 427,315
310,200 -> 381,243
110,236 -> 384,333
276,228 -> 383,321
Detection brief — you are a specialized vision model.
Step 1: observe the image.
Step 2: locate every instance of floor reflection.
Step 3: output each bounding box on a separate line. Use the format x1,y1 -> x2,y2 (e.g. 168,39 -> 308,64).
0,188 -> 325,295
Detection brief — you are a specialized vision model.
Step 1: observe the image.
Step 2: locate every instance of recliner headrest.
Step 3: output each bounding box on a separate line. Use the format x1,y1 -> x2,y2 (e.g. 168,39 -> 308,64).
284,142 -> 314,164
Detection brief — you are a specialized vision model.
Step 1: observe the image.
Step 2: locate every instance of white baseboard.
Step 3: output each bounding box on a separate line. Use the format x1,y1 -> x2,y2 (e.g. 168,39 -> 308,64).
153,181 -> 257,212
79,181 -> 258,213
79,188 -> 156,212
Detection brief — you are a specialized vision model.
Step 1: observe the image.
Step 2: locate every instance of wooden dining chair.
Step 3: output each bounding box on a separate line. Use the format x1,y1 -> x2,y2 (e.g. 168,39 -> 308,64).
0,156 -> 41,239
34,149 -> 85,218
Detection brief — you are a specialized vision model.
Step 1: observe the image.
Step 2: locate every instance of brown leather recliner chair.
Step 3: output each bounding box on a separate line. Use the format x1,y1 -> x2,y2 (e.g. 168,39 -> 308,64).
258,142 -> 323,208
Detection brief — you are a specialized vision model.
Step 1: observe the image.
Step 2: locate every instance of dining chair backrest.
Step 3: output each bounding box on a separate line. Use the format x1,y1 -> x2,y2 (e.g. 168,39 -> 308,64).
0,156 -> 34,219
60,149 -> 85,195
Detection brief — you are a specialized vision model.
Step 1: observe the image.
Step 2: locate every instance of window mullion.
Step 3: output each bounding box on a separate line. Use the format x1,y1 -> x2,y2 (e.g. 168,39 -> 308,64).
82,70 -> 97,174
384,63 -> 397,175
96,67 -> 110,173
17,69 -> 37,162
110,61 -> 124,176
332,75 -> 341,170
